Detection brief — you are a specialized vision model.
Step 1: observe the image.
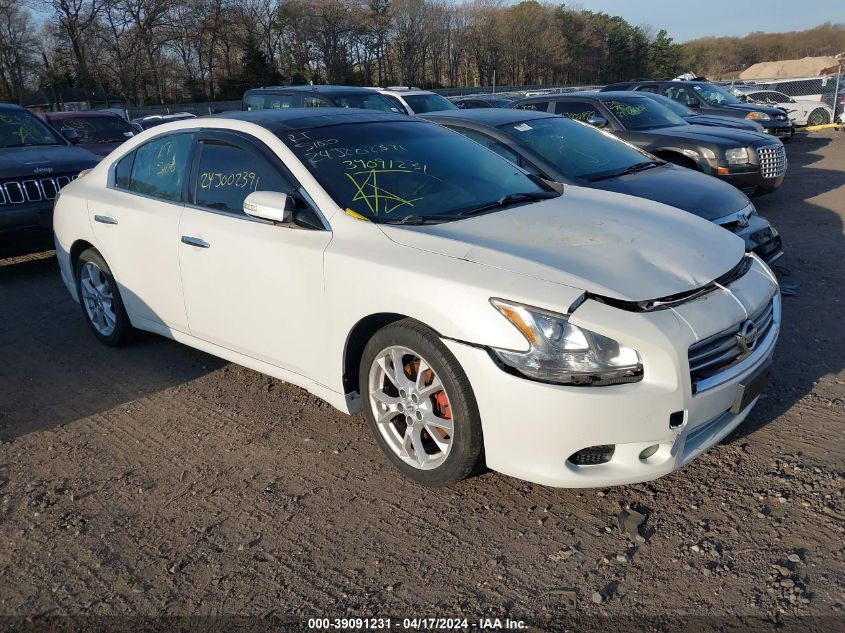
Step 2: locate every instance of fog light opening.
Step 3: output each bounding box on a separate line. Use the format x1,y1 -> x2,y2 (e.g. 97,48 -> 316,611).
639,444 -> 660,461
669,410 -> 686,429
568,445 -> 615,466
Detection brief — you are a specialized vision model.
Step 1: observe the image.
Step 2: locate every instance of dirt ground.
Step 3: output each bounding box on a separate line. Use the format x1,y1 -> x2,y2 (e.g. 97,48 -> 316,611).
0,131 -> 843,631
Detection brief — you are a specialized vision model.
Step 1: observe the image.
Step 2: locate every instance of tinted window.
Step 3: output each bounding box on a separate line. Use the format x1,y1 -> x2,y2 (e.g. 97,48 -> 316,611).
194,140 -> 291,215
114,152 -> 134,189
602,98 -> 687,130
499,116 -> 654,180
57,115 -> 136,144
402,93 -> 458,114
332,93 -> 403,113
664,86 -> 698,107
281,121 -> 551,222
514,101 -> 548,111
304,96 -> 332,108
452,128 -> 520,163
553,101 -> 599,122
637,85 -> 659,93
128,134 -> 192,202
244,93 -> 299,110
0,110 -> 64,148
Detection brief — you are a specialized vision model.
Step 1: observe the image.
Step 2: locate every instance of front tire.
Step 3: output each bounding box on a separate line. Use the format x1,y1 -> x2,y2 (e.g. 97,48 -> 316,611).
360,319 -> 484,486
807,109 -> 830,126
75,248 -> 134,346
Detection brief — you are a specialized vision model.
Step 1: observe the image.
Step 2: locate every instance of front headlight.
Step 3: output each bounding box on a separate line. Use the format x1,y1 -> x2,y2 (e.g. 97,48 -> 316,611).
746,112 -> 771,121
725,147 -> 749,165
489,299 -> 643,386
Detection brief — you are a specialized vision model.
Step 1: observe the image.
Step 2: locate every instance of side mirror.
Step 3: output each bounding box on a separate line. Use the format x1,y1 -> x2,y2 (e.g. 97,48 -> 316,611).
62,127 -> 80,144
243,191 -> 295,224
586,115 -> 608,128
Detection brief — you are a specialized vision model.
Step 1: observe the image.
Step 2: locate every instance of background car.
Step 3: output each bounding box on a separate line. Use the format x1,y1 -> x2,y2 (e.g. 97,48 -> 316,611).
602,80 -> 793,139
242,85 -> 402,113
0,103 -> 100,258
452,96 -> 515,109
422,108 -> 782,263
373,87 -> 458,114
52,107 -> 778,489
40,111 -> 140,156
637,91 -> 766,133
740,89 -> 834,126
511,91 -> 787,197
131,112 -> 196,130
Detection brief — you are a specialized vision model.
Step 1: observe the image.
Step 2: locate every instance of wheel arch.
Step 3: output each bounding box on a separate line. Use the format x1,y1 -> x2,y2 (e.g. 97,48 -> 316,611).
652,150 -> 700,170
69,239 -> 97,272
342,312 -> 411,395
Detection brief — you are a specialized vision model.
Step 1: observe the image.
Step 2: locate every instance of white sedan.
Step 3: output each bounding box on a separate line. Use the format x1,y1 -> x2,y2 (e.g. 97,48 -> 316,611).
53,109 -> 780,488
744,89 -> 834,126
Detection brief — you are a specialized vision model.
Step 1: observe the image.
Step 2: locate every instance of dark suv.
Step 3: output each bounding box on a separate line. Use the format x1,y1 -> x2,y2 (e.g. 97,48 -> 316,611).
601,80 -> 793,139
511,92 -> 787,197
0,104 -> 100,258
243,85 -> 403,113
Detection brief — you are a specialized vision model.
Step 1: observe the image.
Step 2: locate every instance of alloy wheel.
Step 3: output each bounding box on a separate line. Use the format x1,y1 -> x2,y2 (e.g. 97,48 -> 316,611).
79,261 -> 117,336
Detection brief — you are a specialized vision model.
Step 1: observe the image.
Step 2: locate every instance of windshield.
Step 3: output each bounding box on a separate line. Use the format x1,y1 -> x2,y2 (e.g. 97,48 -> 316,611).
692,83 -> 741,106
282,121 -> 551,223
601,98 -> 687,130
0,111 -> 64,148
334,93 -> 403,113
499,117 -> 655,180
642,93 -> 695,118
56,115 -> 136,144
403,93 -> 458,114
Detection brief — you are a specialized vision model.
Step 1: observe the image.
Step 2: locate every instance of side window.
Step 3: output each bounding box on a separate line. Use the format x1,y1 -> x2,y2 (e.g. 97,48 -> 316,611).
245,94 -> 298,110
637,85 -> 659,94
128,133 -> 192,202
452,128 -> 520,164
114,151 -> 135,189
664,86 -> 697,107
193,140 -> 292,215
515,101 -> 548,111
553,101 -> 598,122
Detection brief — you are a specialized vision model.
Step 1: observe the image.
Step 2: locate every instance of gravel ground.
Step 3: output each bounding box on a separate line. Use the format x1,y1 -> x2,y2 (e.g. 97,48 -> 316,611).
0,131 -> 843,631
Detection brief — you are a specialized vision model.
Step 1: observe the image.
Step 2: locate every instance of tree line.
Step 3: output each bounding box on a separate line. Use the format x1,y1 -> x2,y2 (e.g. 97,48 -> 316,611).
0,0 -> 842,108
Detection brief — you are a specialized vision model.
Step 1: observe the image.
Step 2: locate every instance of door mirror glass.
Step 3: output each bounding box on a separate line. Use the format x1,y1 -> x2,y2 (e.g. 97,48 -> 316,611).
586,115 -> 608,128
243,191 -> 295,224
62,127 -> 80,143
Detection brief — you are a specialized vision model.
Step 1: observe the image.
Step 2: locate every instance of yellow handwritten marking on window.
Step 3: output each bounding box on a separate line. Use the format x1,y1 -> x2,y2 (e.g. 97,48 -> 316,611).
0,114 -> 43,145
345,169 -> 423,216
342,159 -> 427,173
605,101 -> 646,117
199,171 -> 260,190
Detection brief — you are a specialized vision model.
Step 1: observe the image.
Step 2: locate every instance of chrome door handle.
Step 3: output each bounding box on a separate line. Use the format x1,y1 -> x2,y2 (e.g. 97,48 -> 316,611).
94,215 -> 118,225
181,236 -> 210,248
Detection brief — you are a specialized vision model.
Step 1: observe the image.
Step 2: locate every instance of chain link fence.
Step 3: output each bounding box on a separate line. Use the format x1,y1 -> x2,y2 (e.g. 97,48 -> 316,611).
720,71 -> 843,126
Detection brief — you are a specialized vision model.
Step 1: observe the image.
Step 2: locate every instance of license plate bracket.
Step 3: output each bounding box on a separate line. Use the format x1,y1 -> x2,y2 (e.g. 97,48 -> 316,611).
731,360 -> 771,414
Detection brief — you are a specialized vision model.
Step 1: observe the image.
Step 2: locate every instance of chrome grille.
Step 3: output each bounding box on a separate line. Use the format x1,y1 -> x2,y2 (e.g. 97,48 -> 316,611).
0,174 -> 77,204
689,296 -> 777,390
757,145 -> 786,179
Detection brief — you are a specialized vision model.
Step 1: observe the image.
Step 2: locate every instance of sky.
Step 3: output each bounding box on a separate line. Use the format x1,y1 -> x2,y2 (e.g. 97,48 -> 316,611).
571,0 -> 843,42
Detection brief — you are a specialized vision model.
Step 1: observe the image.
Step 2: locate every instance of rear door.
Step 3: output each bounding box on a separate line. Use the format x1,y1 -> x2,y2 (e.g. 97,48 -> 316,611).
88,132 -> 193,331
177,130 -> 333,377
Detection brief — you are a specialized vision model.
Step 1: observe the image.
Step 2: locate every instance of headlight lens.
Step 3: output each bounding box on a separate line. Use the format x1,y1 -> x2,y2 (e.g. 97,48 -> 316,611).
490,299 -> 643,385
746,112 -> 771,121
725,147 -> 749,165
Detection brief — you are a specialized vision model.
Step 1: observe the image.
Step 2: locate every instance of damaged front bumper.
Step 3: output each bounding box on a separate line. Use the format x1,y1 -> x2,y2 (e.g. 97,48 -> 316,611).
442,255 -> 780,488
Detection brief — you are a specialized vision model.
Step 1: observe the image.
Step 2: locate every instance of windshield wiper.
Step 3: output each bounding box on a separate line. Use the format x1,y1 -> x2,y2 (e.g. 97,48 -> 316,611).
458,191 -> 559,217
587,160 -> 664,182
380,214 -> 457,226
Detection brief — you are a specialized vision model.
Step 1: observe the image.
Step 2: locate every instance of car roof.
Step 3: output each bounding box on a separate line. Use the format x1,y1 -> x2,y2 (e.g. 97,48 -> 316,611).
245,85 -> 383,96
213,107 -> 413,131
0,103 -> 28,112
423,108 -> 556,126
45,111 -> 122,119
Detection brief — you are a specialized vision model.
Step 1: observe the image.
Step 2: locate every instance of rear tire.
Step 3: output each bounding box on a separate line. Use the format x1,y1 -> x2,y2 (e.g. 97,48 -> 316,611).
74,248 -> 134,347
807,109 -> 830,126
359,319 -> 485,486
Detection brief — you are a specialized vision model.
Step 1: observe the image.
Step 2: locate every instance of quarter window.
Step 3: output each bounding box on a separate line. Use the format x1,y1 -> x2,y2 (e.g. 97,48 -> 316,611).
193,140 -> 291,215
127,133 -> 192,202
114,152 -> 134,189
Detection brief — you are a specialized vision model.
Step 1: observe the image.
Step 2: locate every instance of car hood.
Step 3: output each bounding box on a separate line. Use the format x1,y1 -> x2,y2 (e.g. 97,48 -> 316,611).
643,124 -> 771,146
586,163 -> 750,221
0,144 -> 101,177
716,103 -> 785,116
379,186 -> 745,302
685,114 -> 762,132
